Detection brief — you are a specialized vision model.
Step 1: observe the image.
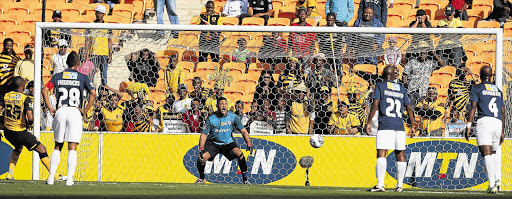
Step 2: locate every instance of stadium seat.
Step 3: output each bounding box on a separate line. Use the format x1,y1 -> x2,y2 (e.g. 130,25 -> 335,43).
105,15 -> 132,24
0,15 -> 21,26
34,8 -> 56,21
8,7 -> 30,16
278,6 -> 296,21
476,21 -> 500,28
190,16 -> 199,25
504,22 -> 512,32
272,1 -> 285,15
129,0 -> 146,20
197,62 -> 221,71
61,4 -> 82,17
461,20 -> 475,28
292,18 -> 317,26
267,18 -> 291,26
222,17 -> 239,25
354,64 -> 377,74
466,9 -> 484,21
274,63 -> 287,74
472,3 -> 493,19
318,19 -> 327,26
387,9 -> 405,21
242,17 -> 265,26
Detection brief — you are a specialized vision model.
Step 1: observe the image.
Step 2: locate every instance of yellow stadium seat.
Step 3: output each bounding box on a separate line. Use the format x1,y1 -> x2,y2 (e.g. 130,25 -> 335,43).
318,19 -> 327,26
130,0 -> 146,20
222,17 -> 239,25
466,9 -> 484,21
190,16 -> 199,25
387,9 -> 405,20
223,62 -> 246,72
278,6 -> 296,20
292,18 -> 317,26
242,17 -> 265,26
0,15 -> 21,26
354,64 -> 377,74
197,62 -> 221,71
476,21 -> 500,28
105,15 -> 132,24
268,18 -> 291,26
472,3 -> 493,19
8,7 -> 30,16
461,20 -> 475,28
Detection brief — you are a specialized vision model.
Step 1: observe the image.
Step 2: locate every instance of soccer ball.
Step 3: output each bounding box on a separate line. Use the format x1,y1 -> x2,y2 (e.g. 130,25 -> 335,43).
310,134 -> 324,148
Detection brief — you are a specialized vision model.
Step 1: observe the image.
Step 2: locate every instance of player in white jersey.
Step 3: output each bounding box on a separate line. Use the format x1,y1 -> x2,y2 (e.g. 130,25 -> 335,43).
466,65 -> 505,194
42,51 -> 97,186
366,65 -> 415,192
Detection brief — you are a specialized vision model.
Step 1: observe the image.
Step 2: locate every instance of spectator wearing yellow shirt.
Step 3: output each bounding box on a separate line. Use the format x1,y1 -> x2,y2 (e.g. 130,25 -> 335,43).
86,5 -> 112,85
14,45 -> 34,84
286,83 -> 314,134
296,0 -> 322,26
414,87 -> 445,137
436,4 -> 466,69
328,101 -> 361,135
164,55 -> 184,94
98,93 -> 124,132
204,85 -> 235,114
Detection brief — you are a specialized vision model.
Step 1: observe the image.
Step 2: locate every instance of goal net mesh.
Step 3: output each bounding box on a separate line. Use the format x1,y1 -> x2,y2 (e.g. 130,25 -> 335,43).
35,24 -> 509,190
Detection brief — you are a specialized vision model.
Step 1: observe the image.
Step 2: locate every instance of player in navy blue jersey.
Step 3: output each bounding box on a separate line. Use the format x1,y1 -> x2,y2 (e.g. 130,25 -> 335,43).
366,65 -> 415,193
42,51 -> 97,186
466,65 -> 505,194
196,97 -> 253,184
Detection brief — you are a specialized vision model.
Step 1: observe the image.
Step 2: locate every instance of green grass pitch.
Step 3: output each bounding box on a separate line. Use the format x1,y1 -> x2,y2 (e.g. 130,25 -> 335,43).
0,180 -> 510,199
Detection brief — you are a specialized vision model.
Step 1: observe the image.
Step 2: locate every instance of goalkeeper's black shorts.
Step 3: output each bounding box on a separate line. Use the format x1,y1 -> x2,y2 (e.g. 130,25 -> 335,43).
4,128 -> 41,152
204,140 -> 239,161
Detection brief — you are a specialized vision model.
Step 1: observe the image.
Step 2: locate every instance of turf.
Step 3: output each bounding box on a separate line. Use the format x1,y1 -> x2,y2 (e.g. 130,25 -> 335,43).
0,180 -> 510,199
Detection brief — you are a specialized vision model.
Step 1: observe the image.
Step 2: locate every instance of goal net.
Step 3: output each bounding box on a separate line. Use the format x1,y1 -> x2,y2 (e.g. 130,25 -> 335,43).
31,22 -> 509,190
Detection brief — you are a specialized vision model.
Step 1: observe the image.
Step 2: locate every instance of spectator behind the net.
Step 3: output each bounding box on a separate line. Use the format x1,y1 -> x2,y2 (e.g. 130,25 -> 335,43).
277,57 -> 305,94
357,0 -> 388,26
486,0 -> 512,26
127,49 -> 160,87
274,95 -> 288,134
403,41 -> 444,106
189,77 -> 213,107
449,0 -> 470,21
260,98 -> 277,127
407,9 -> 432,63
247,0 -> 273,25
154,0 -> 180,26
445,108 -> 466,137
383,36 -> 401,66
436,4 -> 466,69
154,93 -> 175,132
305,53 -> 337,100
253,70 -> 277,106
235,100 -> 250,129
172,84 -> 192,113
86,5 -> 112,86
314,87 -> 335,134
447,66 -> 479,118
222,0 -> 249,25
414,87 -> 446,137
349,7 -> 384,66
296,0 -> 323,26
288,7 -> 317,59
325,0 -> 354,26
258,32 -> 287,64
317,13 -> 345,76
51,39 -> 70,75
197,1 -> 222,63
232,38 -> 252,72
328,100 -> 361,135
97,93 -> 125,132
182,98 -> 208,133
14,45 -> 34,83
43,10 -> 72,48
286,83 -> 315,134
77,47 -> 94,78
164,55 -> 184,94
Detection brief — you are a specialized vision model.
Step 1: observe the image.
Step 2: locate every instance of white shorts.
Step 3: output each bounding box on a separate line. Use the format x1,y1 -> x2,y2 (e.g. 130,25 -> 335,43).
476,117 -> 502,151
53,107 -> 83,143
376,130 -> 406,150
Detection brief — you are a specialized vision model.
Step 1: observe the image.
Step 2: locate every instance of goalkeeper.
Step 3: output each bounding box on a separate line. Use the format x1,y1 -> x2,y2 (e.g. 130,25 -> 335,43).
196,97 -> 253,184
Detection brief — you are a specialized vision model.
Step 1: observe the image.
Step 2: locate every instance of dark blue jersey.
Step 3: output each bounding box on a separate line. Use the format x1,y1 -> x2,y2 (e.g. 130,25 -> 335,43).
372,80 -> 411,131
202,111 -> 245,145
469,81 -> 504,120
46,69 -> 95,109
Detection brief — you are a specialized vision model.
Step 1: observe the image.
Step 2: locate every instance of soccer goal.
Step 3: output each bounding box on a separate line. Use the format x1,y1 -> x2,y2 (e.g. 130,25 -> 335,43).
31,22 -> 509,190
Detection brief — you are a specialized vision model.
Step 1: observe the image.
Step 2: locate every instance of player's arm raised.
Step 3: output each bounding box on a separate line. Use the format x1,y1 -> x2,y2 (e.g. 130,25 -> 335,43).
405,105 -> 415,137
466,101 -> 478,141
366,99 -> 379,135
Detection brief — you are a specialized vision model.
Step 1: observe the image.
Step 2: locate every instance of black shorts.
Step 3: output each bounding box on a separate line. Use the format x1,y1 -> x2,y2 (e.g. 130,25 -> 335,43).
204,141 -> 239,161
3,129 -> 41,152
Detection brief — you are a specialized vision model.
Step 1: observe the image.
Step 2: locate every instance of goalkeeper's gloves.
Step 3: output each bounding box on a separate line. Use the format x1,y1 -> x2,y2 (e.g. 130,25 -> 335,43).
199,146 -> 205,160
246,144 -> 254,156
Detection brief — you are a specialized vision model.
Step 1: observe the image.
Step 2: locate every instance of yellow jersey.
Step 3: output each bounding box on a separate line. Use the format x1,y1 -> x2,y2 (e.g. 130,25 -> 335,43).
100,107 -> 124,132
289,101 -> 312,134
328,111 -> 361,135
296,0 -> 321,17
164,64 -> 185,94
204,96 -> 235,114
0,53 -> 22,86
2,91 -> 32,131
416,100 -> 445,133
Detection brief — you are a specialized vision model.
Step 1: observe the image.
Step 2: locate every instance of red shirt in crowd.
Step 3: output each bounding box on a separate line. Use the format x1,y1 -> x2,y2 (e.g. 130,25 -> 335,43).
182,109 -> 207,133
451,0 -> 465,10
289,23 -> 316,57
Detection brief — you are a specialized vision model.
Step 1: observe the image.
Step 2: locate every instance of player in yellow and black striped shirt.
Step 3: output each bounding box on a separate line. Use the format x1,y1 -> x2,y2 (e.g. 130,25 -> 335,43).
0,38 -> 22,100
0,77 -> 56,180
448,67 -> 479,119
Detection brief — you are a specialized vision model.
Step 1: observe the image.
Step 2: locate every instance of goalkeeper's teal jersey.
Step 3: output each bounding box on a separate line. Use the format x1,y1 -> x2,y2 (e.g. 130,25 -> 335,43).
202,111 -> 244,145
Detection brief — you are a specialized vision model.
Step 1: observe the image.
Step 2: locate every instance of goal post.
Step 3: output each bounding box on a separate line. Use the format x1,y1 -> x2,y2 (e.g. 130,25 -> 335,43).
32,22 -> 508,190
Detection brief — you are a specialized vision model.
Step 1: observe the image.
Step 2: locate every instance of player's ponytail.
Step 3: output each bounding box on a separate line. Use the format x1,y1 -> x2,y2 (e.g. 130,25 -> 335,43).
66,51 -> 79,68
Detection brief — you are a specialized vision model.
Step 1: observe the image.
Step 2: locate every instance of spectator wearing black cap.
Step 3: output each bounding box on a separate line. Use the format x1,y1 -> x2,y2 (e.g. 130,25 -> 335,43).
409,9 -> 431,28
436,4 -> 466,69
15,45 -> 34,83
173,84 -> 192,113
43,10 -> 72,47
406,9 -> 433,63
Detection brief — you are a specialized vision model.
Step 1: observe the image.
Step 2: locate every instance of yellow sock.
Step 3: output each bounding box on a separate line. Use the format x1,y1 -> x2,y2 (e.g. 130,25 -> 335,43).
41,157 -> 51,171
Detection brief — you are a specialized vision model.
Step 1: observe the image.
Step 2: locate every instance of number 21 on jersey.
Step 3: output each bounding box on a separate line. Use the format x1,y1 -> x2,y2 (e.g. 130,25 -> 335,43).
385,98 -> 402,118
